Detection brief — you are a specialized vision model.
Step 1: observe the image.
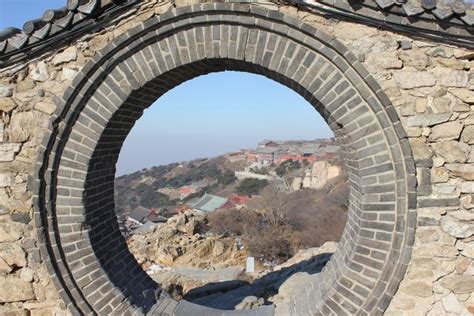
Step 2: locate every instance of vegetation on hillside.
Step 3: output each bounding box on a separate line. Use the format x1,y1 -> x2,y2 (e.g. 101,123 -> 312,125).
236,178 -> 269,196
207,175 -> 348,262
115,156 -> 238,214
116,149 -> 349,264
275,160 -> 302,177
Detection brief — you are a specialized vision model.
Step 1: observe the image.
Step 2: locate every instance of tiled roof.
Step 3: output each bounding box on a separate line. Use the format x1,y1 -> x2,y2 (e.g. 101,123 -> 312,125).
0,0 -> 472,67
299,0 -> 474,25
127,206 -> 150,223
299,144 -> 321,154
255,147 -> 280,154
289,0 -> 473,48
0,0 -> 136,67
188,194 -> 228,213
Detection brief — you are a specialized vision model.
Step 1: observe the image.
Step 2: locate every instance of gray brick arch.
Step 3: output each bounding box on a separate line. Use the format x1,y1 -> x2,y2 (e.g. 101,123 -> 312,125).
33,3 -> 416,315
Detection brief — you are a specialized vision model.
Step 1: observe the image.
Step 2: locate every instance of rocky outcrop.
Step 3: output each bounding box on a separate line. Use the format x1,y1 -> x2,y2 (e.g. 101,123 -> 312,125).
292,161 -> 341,191
127,211 -> 247,270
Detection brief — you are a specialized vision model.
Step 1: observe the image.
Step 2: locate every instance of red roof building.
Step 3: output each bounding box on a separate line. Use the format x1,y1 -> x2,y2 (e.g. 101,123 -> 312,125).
222,194 -> 253,209
179,186 -> 196,198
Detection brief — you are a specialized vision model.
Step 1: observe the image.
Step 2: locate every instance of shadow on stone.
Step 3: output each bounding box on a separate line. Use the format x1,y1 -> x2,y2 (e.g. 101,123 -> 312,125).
185,252 -> 333,310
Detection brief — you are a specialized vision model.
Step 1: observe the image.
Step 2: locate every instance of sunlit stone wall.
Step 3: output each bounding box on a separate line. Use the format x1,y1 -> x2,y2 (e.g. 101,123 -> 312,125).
0,0 -> 472,314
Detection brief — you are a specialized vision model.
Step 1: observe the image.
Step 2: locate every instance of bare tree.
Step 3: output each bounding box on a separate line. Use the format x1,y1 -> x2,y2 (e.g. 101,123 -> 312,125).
254,185 -> 291,227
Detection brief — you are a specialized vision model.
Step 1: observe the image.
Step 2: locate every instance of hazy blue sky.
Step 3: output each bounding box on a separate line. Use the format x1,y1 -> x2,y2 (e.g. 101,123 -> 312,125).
116,72 -> 332,175
0,0 -> 66,29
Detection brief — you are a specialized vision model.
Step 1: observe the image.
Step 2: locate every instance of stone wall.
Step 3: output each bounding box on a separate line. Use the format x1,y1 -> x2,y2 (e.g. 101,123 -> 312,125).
0,0 -> 472,314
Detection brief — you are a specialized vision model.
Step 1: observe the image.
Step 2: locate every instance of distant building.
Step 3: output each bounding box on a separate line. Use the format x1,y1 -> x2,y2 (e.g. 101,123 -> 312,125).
188,194 -> 228,213
254,147 -> 279,164
124,206 -> 171,235
222,194 -> 253,209
258,140 -> 279,148
179,186 -> 196,199
146,210 -> 169,224
227,151 -> 246,163
125,206 -> 151,227
249,139 -> 340,165
176,204 -> 192,214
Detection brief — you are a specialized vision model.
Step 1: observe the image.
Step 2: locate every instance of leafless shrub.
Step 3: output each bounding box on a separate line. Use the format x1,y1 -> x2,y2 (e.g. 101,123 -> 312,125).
207,175 -> 349,263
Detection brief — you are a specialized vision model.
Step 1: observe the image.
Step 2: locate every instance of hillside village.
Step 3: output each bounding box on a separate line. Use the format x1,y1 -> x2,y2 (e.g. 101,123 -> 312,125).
115,138 -> 343,236
116,139 -> 348,307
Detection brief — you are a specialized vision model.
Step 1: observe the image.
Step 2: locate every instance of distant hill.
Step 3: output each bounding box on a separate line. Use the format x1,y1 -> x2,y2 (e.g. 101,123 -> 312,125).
118,141 -> 349,264
115,156 -> 239,215
115,139 -> 343,218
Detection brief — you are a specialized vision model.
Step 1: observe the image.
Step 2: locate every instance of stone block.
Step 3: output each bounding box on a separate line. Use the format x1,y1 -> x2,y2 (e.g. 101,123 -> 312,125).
8,111 -> 36,143
409,138 -> 433,160
0,174 -> 12,188
15,79 -> 35,92
432,168 -> 449,183
446,164 -> 474,180
462,243 -> 474,259
449,89 -> 474,104
438,70 -> 469,88
432,141 -> 470,163
441,275 -> 474,294
30,61 -> 49,82
406,113 -> 451,127
441,292 -> 465,314
393,71 -> 436,89
35,101 -> 56,115
0,98 -> 17,113
400,281 -> 433,297
52,47 -> 78,65
406,127 -> 422,137
415,98 -> 427,113
0,275 -> 35,303
429,121 -> 463,141
0,84 -> 13,97
441,214 -> 474,238
461,125 -> 474,144
0,143 -> 21,162
461,182 -> 474,193
0,242 -> 27,271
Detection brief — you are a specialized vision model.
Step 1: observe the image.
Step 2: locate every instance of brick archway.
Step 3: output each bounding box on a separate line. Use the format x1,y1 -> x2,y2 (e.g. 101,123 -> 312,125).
33,3 -> 416,315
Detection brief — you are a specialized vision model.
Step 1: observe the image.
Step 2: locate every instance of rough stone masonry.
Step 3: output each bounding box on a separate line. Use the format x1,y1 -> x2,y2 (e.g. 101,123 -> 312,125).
0,0 -> 473,315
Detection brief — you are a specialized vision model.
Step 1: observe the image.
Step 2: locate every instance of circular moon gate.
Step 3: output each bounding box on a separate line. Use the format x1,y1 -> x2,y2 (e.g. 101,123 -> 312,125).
33,3 -> 416,315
